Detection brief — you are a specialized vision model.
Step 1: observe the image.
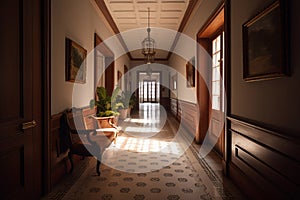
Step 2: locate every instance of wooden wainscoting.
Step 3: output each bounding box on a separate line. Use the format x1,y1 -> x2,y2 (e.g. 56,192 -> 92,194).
50,112 -> 69,187
228,117 -> 300,200
160,97 -> 170,111
170,99 -> 199,140
50,107 -> 96,188
178,100 -> 198,139
170,98 -> 178,117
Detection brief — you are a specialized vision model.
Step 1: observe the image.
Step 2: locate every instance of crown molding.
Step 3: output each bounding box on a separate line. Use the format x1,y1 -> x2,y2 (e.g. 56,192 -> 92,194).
95,0 -> 133,60
167,0 -> 199,60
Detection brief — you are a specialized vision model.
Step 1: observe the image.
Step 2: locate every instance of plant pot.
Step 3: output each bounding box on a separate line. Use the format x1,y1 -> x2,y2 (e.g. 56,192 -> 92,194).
93,116 -> 116,128
113,115 -> 119,125
119,109 -> 128,120
127,107 -> 131,118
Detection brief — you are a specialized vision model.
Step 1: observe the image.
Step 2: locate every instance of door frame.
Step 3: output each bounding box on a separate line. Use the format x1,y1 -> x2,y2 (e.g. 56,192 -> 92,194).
223,0 -> 231,176
42,0 -> 52,194
141,79 -> 159,103
196,0 -> 231,175
137,71 -> 162,104
94,33 -> 115,96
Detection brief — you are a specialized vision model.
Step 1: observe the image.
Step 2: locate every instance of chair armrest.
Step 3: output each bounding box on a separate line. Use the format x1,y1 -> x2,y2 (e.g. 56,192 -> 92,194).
108,117 -> 122,131
69,128 -> 97,135
70,128 -> 113,145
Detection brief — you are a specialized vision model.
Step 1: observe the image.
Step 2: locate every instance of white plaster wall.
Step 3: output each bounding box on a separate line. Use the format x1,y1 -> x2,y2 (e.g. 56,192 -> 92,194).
114,55 -> 130,90
168,0 -> 222,104
169,54 -> 196,103
51,0 -> 129,114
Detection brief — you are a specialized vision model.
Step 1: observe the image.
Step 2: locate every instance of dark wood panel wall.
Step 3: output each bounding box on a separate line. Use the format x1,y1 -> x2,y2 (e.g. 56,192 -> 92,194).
160,97 -> 170,111
170,98 -> 177,117
50,112 -> 69,187
228,117 -> 300,199
179,100 -> 198,139
170,98 -> 198,140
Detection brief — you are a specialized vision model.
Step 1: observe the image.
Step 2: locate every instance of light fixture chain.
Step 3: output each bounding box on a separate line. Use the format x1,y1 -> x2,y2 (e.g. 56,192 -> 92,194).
141,7 -> 155,66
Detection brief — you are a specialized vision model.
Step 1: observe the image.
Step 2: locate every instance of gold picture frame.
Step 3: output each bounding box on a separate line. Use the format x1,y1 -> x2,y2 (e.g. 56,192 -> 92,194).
65,38 -> 87,83
186,57 -> 195,87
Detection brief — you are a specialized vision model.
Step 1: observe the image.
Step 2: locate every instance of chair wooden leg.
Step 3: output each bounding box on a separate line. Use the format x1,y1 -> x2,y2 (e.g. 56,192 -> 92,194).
96,153 -> 102,176
96,159 -> 101,176
68,152 -> 74,173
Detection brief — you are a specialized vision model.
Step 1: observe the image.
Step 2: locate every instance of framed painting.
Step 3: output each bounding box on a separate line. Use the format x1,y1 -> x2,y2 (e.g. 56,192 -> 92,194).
171,74 -> 177,90
117,70 -> 122,89
186,57 -> 195,87
65,38 -> 87,83
242,0 -> 289,82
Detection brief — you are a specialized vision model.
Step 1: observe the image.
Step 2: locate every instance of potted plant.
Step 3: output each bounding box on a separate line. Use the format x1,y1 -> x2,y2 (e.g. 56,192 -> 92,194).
117,90 -> 136,119
89,86 -> 122,128
126,91 -> 136,118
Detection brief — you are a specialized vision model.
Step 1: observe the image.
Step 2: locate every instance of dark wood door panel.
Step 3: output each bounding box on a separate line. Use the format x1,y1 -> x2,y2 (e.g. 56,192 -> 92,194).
0,0 -> 22,122
0,0 -> 42,199
0,137 -> 25,199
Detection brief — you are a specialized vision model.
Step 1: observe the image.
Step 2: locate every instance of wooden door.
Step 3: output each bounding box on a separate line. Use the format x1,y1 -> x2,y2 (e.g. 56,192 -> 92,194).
210,32 -> 225,156
94,34 -> 114,96
105,57 -> 115,96
0,0 -> 42,199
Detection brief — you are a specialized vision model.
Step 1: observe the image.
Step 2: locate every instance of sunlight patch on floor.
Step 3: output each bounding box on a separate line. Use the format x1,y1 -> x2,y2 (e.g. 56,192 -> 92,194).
124,118 -> 160,124
123,126 -> 161,133
112,135 -> 182,154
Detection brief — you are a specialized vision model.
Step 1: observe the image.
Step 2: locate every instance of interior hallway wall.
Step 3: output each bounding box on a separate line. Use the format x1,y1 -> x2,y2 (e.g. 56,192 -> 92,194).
115,56 -> 130,91
51,0 -> 130,114
228,1 -> 300,198
168,0 -> 223,104
230,0 -> 300,135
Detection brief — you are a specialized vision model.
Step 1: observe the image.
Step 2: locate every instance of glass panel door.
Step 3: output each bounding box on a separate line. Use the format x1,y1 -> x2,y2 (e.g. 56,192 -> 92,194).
141,80 -> 158,103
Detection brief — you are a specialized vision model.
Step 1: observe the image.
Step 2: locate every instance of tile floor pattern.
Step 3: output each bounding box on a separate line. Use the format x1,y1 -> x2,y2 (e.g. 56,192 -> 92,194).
62,152 -> 216,200
57,132 -> 239,199
44,144 -> 243,200
44,104 -> 245,200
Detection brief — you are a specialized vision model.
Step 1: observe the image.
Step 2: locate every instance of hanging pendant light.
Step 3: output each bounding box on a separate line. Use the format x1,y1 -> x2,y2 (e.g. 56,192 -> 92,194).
142,7 -> 156,66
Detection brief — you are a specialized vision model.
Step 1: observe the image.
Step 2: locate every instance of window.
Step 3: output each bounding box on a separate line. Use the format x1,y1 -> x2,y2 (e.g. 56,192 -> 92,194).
211,32 -> 224,111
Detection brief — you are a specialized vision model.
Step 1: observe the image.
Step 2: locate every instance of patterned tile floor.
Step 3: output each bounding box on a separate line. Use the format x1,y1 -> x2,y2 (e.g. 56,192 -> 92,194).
61,152 -> 215,200
44,104 -> 245,200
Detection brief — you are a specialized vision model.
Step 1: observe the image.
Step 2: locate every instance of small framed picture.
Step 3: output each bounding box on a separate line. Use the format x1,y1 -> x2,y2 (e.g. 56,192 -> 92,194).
186,58 -> 195,87
171,74 -> 177,90
65,38 -> 87,83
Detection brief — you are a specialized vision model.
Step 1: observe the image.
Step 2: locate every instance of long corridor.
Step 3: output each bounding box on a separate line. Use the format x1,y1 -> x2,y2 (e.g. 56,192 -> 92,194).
45,103 -> 245,200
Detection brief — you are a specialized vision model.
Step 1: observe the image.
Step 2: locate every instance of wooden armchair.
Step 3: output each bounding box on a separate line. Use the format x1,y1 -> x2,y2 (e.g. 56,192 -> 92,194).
60,108 -> 118,176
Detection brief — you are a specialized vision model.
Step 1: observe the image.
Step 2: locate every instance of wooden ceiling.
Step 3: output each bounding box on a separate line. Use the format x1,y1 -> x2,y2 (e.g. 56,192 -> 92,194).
104,0 -> 189,32
95,0 -> 198,60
